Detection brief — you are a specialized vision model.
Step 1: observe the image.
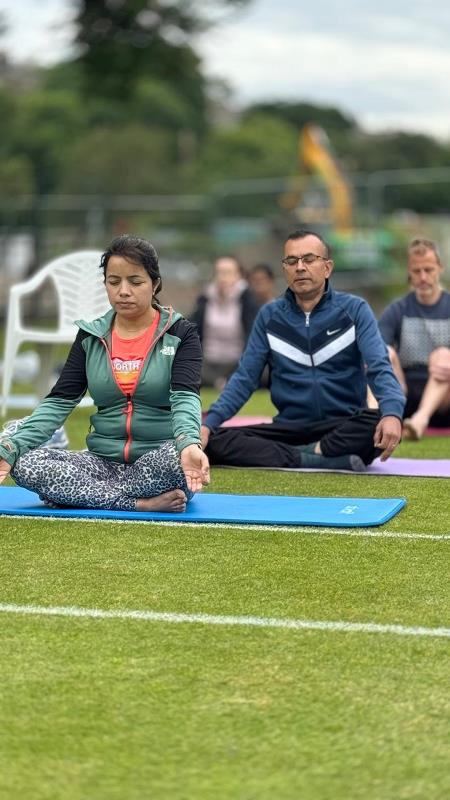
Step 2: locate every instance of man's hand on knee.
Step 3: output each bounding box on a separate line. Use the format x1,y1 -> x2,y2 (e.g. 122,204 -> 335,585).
373,416 -> 402,461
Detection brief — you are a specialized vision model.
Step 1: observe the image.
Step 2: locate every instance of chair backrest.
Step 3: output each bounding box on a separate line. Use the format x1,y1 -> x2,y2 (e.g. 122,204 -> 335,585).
43,251 -> 110,332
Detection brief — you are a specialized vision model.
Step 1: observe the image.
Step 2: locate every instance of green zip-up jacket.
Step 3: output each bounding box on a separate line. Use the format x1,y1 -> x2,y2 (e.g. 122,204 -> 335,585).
0,305 -> 202,466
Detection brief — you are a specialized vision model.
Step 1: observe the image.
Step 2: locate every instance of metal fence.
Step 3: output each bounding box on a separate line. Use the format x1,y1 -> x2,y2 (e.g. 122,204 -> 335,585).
1,168 -> 450,316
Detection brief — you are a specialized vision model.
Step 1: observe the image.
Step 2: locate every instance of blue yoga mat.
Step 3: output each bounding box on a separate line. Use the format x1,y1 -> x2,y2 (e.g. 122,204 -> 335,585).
0,487 -> 405,527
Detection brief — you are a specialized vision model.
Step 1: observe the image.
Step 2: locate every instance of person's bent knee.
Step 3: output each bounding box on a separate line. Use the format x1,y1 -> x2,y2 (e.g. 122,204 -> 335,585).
429,346 -> 450,366
428,347 -> 450,382
11,449 -> 46,481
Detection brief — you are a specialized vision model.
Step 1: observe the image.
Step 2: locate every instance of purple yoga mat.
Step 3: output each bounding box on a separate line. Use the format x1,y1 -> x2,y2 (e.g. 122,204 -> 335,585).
220,416 -> 272,426
367,458 -> 450,478
219,458 -> 450,478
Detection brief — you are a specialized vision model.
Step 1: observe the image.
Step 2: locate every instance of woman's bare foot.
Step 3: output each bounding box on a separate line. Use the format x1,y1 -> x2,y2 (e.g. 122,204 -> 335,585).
136,489 -> 187,513
402,416 -> 427,441
42,497 -> 62,509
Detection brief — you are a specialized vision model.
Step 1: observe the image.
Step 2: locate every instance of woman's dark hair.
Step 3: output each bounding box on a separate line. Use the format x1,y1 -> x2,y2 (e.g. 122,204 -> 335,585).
100,234 -> 162,297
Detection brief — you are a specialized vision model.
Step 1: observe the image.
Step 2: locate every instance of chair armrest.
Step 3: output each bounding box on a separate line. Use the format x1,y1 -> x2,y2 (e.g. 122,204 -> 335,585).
10,267 -> 51,297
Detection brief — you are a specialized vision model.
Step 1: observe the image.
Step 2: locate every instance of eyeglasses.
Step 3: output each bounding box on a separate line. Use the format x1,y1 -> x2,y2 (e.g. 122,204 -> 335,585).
282,254 -> 329,267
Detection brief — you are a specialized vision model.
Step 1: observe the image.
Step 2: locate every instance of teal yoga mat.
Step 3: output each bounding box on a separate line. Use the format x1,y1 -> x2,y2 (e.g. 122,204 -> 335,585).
0,487 -> 405,527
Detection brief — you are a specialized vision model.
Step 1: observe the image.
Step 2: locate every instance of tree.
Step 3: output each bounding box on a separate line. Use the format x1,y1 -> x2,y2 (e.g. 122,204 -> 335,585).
59,124 -> 178,195
243,101 -> 356,135
12,89 -> 88,193
347,131 -> 448,173
0,156 -> 35,198
72,0 -> 250,135
346,131 -> 450,213
191,114 -> 298,188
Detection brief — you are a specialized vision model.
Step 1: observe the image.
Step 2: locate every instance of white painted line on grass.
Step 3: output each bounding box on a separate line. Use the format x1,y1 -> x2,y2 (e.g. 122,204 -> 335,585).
1,513 -> 449,540
0,602 -> 449,639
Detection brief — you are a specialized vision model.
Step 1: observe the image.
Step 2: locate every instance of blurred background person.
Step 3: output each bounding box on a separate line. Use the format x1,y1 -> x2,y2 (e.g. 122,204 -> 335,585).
189,255 -> 259,389
248,263 -> 277,306
378,237 -> 450,439
248,262 -> 278,388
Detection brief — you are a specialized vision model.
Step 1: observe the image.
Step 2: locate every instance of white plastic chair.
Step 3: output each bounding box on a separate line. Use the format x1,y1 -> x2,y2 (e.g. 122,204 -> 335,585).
1,250 -> 110,416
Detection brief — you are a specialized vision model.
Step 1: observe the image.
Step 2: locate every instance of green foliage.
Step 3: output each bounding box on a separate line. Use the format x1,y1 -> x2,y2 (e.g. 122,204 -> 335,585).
0,86 -> 17,152
0,156 -> 35,197
41,60 -> 84,95
345,130 -> 450,213
132,76 -> 200,134
191,113 -> 298,189
243,100 -> 357,134
72,0 -> 235,134
12,89 -> 88,193
59,123 -> 179,194
348,130 -> 447,172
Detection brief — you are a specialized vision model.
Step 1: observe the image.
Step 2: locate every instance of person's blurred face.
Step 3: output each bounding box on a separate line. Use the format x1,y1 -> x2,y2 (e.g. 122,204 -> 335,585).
249,270 -> 275,304
407,248 -> 443,304
214,257 -> 242,293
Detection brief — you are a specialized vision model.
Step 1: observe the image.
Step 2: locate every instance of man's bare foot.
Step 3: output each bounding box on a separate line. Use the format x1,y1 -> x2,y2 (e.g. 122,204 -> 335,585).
136,489 -> 187,513
402,416 -> 426,441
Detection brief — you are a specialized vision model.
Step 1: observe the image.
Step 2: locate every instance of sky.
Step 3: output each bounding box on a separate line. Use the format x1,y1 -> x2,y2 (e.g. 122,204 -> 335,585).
1,0 -> 450,140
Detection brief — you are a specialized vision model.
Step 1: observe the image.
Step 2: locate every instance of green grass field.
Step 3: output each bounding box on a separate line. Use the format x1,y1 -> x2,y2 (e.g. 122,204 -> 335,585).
0,390 -> 449,800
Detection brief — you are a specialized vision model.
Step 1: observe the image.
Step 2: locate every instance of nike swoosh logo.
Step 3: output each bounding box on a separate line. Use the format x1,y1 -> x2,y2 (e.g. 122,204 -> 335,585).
327,328 -> 341,336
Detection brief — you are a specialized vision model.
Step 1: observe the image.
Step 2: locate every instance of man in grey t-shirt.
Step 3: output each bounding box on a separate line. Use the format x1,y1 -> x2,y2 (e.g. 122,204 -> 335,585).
378,237 -> 450,439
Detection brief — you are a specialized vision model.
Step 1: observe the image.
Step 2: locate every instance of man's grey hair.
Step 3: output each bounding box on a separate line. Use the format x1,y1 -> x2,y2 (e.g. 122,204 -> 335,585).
408,237 -> 442,265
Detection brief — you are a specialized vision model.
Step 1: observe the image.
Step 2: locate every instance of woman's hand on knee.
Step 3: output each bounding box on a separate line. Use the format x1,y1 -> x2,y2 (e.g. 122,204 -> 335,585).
0,459 -> 12,484
180,445 -> 210,493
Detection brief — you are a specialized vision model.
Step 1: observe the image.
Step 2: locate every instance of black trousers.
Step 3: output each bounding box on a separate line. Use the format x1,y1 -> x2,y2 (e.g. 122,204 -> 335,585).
206,409 -> 382,468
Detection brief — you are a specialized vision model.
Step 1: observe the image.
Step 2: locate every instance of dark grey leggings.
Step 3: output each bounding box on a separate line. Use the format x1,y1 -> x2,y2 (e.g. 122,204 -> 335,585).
11,442 -> 191,511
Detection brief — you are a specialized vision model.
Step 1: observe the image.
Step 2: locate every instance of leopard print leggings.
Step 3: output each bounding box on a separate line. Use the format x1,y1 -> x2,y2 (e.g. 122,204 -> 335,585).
11,442 -> 191,511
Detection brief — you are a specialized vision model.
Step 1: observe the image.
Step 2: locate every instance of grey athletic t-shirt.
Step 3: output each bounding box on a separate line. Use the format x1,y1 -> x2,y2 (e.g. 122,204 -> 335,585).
378,290 -> 450,384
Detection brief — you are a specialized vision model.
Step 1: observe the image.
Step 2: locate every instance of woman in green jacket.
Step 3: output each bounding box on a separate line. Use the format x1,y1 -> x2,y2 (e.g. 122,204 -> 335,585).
0,235 -> 209,513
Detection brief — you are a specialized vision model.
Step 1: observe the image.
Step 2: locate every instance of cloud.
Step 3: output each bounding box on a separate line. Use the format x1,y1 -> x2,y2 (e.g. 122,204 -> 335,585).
1,0 -> 449,138
197,1 -> 450,138
0,0 -> 75,65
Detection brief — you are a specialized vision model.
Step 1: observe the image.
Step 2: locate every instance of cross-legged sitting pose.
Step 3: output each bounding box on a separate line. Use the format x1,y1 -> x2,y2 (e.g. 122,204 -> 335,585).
0,235 -> 209,511
201,229 -> 404,471
378,237 -> 450,440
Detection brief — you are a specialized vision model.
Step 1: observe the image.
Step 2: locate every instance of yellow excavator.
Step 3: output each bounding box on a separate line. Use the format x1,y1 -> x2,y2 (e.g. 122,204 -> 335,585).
300,123 -> 352,232
280,123 -> 353,233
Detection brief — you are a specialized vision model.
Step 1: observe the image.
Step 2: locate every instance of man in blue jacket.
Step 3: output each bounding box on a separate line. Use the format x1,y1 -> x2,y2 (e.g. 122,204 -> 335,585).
201,229 -> 404,471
